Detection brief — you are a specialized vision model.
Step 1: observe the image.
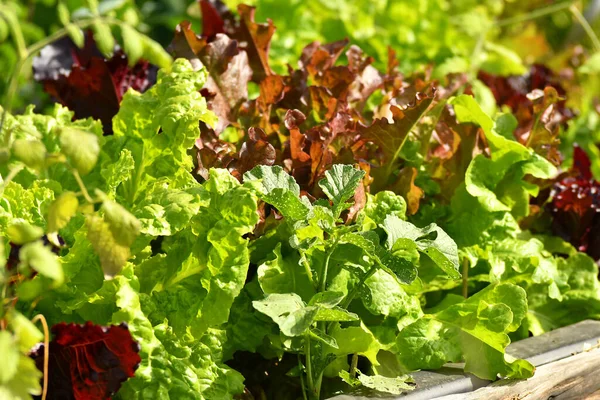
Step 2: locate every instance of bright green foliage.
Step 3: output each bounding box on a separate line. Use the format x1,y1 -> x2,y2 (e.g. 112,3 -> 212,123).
226,0 -> 525,76
59,127 -> 100,176
383,215 -> 460,279
318,164 -> 365,218
241,164 -> 527,397
0,60 -> 255,399
0,330 -> 42,399
113,59 -> 216,179
1,3 -> 599,396
47,191 -> 79,233
340,369 -> 415,394
397,283 -> 534,380
245,165 -> 311,220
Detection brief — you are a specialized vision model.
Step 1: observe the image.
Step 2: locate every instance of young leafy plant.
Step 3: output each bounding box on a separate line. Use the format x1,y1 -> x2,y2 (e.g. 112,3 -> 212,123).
239,163 -> 531,398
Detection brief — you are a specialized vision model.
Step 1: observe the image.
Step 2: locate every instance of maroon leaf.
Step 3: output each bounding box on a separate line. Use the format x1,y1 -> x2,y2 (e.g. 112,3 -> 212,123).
200,0 -> 226,38
572,142 -> 592,180
33,32 -> 157,134
429,105 -> 489,199
31,322 -> 141,400
548,146 -> 600,260
299,39 -> 349,77
235,4 -> 276,82
170,22 -> 252,133
346,45 -> 383,109
232,127 -> 276,178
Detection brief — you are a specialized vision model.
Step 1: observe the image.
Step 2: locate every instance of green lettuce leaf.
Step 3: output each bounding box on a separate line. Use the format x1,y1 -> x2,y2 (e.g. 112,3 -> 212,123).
397,283 -> 534,380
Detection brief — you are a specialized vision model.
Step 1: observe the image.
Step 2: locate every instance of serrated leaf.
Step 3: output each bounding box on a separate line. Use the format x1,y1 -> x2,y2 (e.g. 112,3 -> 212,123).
59,127 -> 100,175
383,215 -> 460,279
47,191 -> 79,233
244,165 -> 310,220
318,164 -> 365,217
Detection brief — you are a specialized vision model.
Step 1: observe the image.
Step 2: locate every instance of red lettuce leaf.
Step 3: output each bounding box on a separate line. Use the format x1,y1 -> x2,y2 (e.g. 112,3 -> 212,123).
31,321 -> 141,400
548,146 -> 600,260
33,32 -> 157,134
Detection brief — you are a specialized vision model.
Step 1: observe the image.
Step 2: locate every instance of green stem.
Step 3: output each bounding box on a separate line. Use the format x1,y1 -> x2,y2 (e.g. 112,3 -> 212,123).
71,168 -> 95,204
314,374 -> 324,399
299,355 -> 309,400
301,256 -> 315,287
326,263 -> 378,333
496,1 -> 576,27
419,102 -> 446,159
468,26 -> 489,80
0,7 -> 27,59
462,257 -> 469,299
319,241 -> 337,293
349,353 -> 359,378
305,334 -> 315,396
570,4 -> 600,52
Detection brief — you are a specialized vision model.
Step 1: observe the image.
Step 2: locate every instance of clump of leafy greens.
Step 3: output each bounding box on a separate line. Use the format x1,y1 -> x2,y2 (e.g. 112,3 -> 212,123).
1,59 -> 253,399
232,163 -> 533,398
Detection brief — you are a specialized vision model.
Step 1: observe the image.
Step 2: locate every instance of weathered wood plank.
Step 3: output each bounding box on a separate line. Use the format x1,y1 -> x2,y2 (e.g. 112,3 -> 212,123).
434,346 -> 600,400
328,321 -> 600,400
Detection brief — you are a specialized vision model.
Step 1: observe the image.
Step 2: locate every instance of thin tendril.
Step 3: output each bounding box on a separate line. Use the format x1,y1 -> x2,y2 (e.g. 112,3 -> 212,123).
31,314 -> 49,400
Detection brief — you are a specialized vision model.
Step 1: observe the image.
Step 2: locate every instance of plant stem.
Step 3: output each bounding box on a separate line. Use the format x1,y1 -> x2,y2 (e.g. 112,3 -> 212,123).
326,264 -> 378,333
319,242 -> 337,293
0,7 -> 27,59
349,353 -> 359,378
496,1 -> 576,27
341,264 -> 378,309
31,314 -> 49,400
71,168 -> 95,204
301,256 -> 315,287
305,333 -> 314,396
570,4 -> 600,52
468,26 -> 489,80
462,257 -> 469,298
299,355 -> 309,400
